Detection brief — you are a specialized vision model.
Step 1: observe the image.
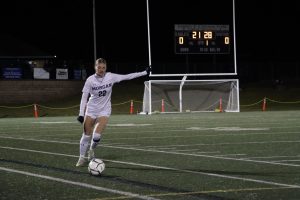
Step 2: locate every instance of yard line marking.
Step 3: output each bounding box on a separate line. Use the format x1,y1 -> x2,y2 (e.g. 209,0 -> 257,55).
153,147 -> 177,150
0,135 -> 78,145
32,122 -> 77,124
187,127 -> 270,131
0,129 -> 80,135
115,144 -> 141,147
144,140 -> 300,148
107,124 -> 152,127
172,149 -> 202,152
174,150 -> 220,154
214,154 -> 246,157
244,155 -> 300,159
196,151 -> 220,154
0,135 -> 128,147
99,147 -> 300,167
273,160 -> 300,162
1,146 -> 300,189
103,143 -> 128,146
102,132 -> 300,140
1,136 -> 300,167
0,167 -> 159,200
1,129 -> 300,138
94,186 -> 295,200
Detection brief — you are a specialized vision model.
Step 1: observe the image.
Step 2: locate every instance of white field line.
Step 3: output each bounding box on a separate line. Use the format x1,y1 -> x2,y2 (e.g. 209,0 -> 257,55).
172,149 -> 202,152
214,154 -> 247,157
103,143 -> 128,146
1,124 -> 300,138
174,150 -> 220,154
2,122 -> 300,136
153,147 -> 177,150
144,140 -> 300,148
2,122 -> 300,130
98,132 -> 300,141
0,136 -> 299,167
115,144 -> 141,147
196,151 -> 221,154
187,127 -> 270,131
0,146 -> 300,189
243,155 -> 300,159
0,167 -> 159,200
99,146 -> 300,167
0,129 -> 80,134
273,160 -> 300,163
31,122 -> 77,124
3,131 -> 299,148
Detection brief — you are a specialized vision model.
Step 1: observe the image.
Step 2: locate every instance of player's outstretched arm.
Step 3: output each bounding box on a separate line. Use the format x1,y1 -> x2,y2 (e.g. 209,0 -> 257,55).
113,65 -> 151,83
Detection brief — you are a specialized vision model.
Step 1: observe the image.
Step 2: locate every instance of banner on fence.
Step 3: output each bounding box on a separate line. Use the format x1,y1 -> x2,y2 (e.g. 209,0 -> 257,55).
56,68 -> 68,80
2,67 -> 22,79
34,68 -> 50,79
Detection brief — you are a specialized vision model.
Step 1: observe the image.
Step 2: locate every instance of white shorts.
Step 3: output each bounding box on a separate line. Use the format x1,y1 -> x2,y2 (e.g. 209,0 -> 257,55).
85,110 -> 111,119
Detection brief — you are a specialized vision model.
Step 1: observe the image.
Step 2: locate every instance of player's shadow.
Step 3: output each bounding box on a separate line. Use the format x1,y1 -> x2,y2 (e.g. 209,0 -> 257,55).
1,158 -> 232,200
0,158 -> 87,175
98,172 -> 234,200
106,165 -> 282,177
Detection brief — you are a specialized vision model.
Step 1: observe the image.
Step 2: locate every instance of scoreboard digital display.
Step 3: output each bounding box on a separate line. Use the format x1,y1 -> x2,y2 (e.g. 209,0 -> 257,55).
175,24 -> 230,54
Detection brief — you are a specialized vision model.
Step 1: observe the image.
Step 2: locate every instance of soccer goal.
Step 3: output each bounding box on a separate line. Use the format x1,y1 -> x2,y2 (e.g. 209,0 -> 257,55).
142,79 -> 239,114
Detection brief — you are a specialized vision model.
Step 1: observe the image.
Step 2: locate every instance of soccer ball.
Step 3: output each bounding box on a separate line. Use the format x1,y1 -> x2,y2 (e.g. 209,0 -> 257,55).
88,158 -> 105,176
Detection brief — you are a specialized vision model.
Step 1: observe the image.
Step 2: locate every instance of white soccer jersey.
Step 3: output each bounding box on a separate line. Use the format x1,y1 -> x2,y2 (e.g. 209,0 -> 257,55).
79,71 -> 147,117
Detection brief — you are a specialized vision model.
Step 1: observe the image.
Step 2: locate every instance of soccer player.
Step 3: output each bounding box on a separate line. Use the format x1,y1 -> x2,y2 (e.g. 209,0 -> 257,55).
76,58 -> 151,167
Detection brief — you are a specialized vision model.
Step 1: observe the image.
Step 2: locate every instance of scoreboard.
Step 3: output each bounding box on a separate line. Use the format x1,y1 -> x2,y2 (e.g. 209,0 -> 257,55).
175,24 -> 230,54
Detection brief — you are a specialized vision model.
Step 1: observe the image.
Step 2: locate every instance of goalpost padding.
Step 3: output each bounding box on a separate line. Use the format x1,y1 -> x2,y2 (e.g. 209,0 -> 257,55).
142,79 -> 239,114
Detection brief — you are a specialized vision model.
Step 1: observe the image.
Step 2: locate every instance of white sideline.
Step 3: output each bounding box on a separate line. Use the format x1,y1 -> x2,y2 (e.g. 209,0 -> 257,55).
273,160 -> 300,163
0,146 -> 300,189
0,166 -> 159,200
244,155 -> 300,159
0,135 -> 300,167
144,140 -> 300,148
2,130 -> 299,141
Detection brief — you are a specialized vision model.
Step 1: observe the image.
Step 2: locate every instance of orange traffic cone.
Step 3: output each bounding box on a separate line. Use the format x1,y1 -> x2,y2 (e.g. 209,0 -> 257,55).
161,99 -> 165,112
33,104 -> 39,118
262,97 -> 266,111
130,100 -> 134,114
219,97 -> 223,112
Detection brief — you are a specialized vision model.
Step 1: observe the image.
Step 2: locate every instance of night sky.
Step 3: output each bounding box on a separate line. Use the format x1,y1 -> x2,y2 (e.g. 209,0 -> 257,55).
1,0 -> 300,64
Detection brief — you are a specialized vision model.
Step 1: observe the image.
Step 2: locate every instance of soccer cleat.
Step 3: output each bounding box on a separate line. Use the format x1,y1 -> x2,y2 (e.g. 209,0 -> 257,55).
88,149 -> 95,161
76,157 -> 88,167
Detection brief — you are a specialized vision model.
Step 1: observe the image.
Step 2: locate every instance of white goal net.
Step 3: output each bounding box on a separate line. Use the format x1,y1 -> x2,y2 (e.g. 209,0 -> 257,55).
142,79 -> 239,114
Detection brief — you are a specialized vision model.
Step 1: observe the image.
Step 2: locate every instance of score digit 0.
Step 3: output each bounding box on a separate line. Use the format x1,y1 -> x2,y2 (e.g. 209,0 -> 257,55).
225,36 -> 230,44
179,36 -> 184,44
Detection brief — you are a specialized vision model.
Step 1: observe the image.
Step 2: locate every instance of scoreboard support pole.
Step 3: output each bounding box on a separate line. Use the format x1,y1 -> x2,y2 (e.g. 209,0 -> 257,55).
179,75 -> 187,112
146,0 -> 152,76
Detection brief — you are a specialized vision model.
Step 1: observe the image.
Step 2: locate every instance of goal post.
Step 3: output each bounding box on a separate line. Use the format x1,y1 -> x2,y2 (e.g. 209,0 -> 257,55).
142,79 -> 240,114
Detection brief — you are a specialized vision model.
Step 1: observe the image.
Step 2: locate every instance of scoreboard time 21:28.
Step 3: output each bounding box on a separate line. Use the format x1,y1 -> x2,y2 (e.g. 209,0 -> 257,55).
174,24 -> 230,54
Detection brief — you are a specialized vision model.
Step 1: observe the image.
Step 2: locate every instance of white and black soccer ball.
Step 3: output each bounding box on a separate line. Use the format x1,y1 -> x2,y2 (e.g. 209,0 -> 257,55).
88,158 -> 105,176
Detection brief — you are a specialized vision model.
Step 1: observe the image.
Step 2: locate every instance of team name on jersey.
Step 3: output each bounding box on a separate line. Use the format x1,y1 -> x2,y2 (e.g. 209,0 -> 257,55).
92,83 -> 112,91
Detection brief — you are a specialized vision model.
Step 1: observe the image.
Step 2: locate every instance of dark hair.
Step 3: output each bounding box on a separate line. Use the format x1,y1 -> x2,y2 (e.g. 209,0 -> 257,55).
95,58 -> 107,64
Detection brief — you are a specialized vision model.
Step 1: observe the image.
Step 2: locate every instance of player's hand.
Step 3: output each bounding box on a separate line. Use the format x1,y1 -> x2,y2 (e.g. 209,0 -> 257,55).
77,116 -> 84,124
145,65 -> 152,75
